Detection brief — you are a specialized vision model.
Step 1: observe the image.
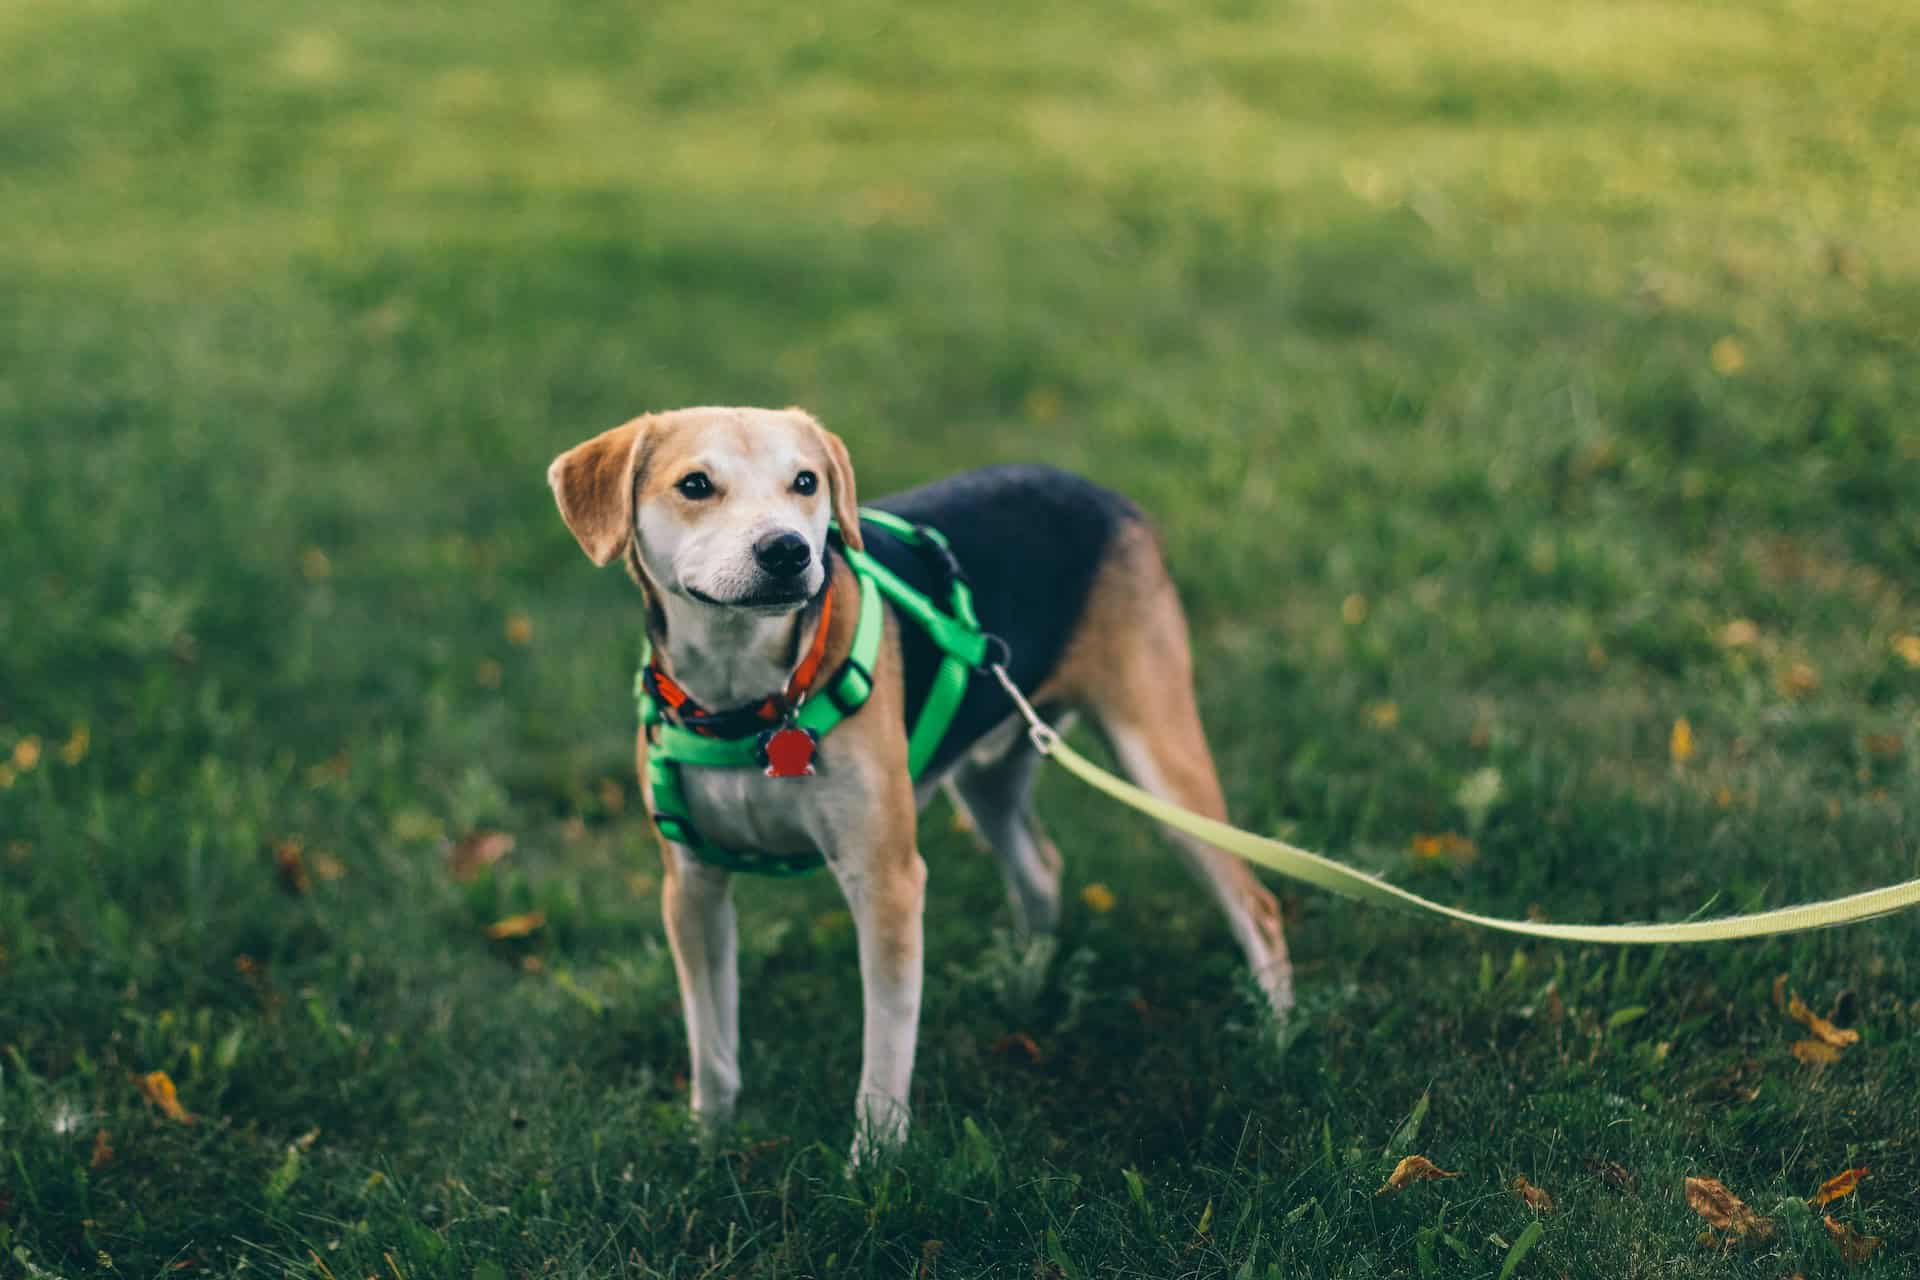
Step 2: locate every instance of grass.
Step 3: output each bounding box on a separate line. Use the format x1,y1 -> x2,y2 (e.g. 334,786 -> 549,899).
2,0 -> 1917,1274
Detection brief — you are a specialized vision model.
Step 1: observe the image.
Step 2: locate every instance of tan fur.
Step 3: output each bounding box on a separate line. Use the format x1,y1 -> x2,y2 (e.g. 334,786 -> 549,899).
552,407 -> 1290,1162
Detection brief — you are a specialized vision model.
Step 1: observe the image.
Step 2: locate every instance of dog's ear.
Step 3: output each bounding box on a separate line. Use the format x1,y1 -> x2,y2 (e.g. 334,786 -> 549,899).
547,416 -> 650,566
798,411 -> 863,552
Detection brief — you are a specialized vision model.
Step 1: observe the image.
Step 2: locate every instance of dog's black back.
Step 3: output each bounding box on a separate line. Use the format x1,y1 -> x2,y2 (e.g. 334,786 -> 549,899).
858,464 -> 1143,778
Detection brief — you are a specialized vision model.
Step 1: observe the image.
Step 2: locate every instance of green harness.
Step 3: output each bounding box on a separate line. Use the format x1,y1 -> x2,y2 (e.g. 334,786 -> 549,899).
636,508 -> 990,876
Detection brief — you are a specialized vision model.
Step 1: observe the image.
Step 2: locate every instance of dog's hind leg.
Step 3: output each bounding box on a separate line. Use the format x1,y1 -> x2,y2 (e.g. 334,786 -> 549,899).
1050,523 -> 1295,1015
947,725 -> 1067,939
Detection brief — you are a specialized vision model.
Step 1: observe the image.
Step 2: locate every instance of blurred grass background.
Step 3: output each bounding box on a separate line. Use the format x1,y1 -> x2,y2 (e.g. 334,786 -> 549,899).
2,0 -> 1917,1276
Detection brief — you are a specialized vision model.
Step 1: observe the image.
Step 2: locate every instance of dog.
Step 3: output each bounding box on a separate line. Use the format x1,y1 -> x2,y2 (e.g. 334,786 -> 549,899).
547,405 -> 1292,1159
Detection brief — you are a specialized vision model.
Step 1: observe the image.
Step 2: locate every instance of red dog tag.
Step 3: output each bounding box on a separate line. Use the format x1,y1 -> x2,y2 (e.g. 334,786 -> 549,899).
760,726 -> 818,778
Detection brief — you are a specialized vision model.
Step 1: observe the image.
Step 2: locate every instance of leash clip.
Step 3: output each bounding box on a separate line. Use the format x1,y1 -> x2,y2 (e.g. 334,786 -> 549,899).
990,662 -> 1059,756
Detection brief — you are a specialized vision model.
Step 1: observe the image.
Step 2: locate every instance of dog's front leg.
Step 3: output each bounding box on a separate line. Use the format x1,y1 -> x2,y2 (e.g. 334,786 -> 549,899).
660,847 -> 740,1137
827,820 -> 927,1165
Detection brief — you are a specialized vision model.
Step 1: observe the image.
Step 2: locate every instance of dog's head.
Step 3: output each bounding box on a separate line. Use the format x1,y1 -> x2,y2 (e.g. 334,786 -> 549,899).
547,406 -> 862,613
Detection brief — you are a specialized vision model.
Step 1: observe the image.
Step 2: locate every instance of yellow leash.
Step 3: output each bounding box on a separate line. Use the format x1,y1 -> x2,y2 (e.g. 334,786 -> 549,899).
990,667 -> 1920,943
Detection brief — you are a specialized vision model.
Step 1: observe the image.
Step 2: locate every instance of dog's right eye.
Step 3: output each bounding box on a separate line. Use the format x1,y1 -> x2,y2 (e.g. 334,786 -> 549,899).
676,472 -> 714,500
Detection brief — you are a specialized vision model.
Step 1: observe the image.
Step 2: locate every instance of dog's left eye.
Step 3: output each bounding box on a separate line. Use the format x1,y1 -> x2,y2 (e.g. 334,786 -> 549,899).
793,471 -> 818,495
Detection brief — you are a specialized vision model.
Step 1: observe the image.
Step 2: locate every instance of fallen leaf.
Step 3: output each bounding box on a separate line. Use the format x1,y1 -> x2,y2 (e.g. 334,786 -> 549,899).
1710,336 -> 1747,375
1719,619 -> 1760,648
1410,832 -> 1478,866
1683,1176 -> 1772,1240
988,1032 -> 1044,1064
1892,634 -> 1920,668
12,736 -> 41,771
90,1129 -> 114,1168
1376,1155 -> 1458,1195
1791,1038 -> 1841,1066
597,777 -> 626,815
1080,882 -> 1116,913
1778,662 -> 1820,699
273,840 -> 310,895
1341,594 -> 1369,625
1364,701 -> 1399,730
311,852 -> 346,881
1771,973 -> 1789,1013
1822,1215 -> 1883,1265
1669,718 -> 1695,764
1787,991 -> 1859,1048
448,830 -> 515,882
1587,1158 -> 1635,1192
137,1071 -> 195,1124
505,612 -> 533,646
1809,1167 -> 1868,1207
1862,733 -> 1901,757
301,547 -> 331,581
484,909 -> 546,940
1511,1176 -> 1555,1214
59,724 -> 90,766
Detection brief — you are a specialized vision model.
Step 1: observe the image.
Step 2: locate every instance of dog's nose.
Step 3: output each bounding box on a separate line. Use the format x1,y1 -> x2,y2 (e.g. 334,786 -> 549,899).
753,530 -> 812,579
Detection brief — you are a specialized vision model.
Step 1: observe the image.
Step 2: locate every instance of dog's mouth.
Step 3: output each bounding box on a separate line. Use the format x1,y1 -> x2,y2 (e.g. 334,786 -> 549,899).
685,583 -> 812,612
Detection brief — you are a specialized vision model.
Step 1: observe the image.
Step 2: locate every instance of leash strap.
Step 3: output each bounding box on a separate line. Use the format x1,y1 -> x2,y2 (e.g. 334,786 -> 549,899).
989,666 -> 1920,943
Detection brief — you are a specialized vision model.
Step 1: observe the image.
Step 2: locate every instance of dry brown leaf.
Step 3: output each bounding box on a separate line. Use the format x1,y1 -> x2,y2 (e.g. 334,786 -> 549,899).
1787,992 -> 1859,1048
1810,1167 -> 1869,1207
1376,1155 -> 1458,1196
1684,1177 -> 1772,1240
988,1032 -> 1044,1065
1511,1175 -> 1555,1214
448,830 -> 515,882
1587,1159 -> 1635,1193
137,1071 -> 195,1124
90,1129 -> 114,1168
484,909 -> 546,940
1792,1038 -> 1842,1066
1822,1215 -> 1883,1265
273,840 -> 310,895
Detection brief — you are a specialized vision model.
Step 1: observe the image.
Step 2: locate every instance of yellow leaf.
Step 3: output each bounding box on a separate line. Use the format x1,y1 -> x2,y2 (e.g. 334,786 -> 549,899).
1410,832 -> 1478,866
1341,594 -> 1369,625
59,724 -> 90,766
12,736 -> 41,771
1709,336 -> 1747,375
137,1071 -> 195,1124
1669,717 -> 1695,764
1376,1155 -> 1458,1195
1080,882 -> 1116,914
505,613 -> 533,646
1822,1215 -> 1883,1265
1809,1167 -> 1869,1208
1791,1038 -> 1841,1065
1511,1175 -> 1555,1214
1787,991 -> 1860,1048
1365,701 -> 1400,730
1892,634 -> 1920,668
301,547 -> 332,581
1683,1176 -> 1772,1240
311,852 -> 347,881
0,764 -> 14,790
485,909 -> 546,940
1719,619 -> 1760,648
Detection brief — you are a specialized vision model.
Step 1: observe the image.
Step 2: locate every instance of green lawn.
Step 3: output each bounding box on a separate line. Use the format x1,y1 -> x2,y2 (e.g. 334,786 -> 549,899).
3,0 -> 1917,1275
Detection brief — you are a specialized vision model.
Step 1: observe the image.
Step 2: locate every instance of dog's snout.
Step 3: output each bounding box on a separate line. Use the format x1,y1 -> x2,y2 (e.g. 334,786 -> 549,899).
753,530 -> 812,579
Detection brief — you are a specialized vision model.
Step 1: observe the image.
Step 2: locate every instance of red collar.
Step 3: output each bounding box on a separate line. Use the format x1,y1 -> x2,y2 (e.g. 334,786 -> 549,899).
645,582 -> 835,735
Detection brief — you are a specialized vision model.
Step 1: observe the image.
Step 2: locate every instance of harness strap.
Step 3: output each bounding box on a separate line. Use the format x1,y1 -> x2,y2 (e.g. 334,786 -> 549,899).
637,509 -> 988,875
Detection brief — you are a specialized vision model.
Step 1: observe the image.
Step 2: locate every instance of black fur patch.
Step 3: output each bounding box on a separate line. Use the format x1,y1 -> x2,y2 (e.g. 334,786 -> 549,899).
859,464 -> 1142,777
